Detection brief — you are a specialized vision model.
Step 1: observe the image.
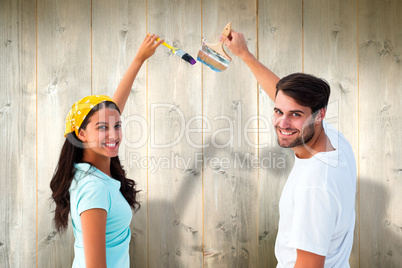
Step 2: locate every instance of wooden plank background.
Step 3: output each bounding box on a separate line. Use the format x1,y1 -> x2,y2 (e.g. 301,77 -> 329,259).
202,1 -> 259,267
146,0 -> 203,267
0,0 -> 36,267
359,0 -> 402,267
0,0 -> 401,267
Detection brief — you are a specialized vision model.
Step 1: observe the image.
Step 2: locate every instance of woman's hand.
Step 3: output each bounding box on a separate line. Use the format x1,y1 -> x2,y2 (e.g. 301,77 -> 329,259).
135,34 -> 164,63
113,34 -> 163,113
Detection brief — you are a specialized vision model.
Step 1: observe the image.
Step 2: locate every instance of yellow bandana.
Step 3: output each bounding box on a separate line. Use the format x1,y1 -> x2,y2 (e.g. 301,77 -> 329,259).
64,95 -> 118,137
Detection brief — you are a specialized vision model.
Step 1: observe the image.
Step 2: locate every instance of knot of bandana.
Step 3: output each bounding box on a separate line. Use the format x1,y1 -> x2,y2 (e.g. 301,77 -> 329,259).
64,95 -> 118,137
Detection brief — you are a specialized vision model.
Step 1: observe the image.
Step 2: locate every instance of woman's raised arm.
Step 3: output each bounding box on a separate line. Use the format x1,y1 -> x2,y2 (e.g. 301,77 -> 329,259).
113,34 -> 163,113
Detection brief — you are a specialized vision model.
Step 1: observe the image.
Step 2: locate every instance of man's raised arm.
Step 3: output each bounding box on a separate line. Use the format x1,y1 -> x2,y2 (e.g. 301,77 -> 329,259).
221,31 -> 280,101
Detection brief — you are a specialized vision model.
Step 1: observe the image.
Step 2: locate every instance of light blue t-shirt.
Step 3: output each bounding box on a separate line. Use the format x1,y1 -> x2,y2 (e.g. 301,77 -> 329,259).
69,163 -> 132,268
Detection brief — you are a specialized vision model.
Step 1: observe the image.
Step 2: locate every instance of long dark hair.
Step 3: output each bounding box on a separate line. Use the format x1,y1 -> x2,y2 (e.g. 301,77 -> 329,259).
50,101 -> 140,233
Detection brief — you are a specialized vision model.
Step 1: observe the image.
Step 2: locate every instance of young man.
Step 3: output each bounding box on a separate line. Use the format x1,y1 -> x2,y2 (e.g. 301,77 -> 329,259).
221,32 -> 357,267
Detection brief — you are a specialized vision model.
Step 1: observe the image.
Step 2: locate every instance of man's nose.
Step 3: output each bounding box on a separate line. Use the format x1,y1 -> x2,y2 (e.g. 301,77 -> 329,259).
275,115 -> 291,129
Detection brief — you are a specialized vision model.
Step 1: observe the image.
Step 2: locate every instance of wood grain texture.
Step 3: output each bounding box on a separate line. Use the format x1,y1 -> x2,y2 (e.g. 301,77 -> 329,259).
147,0 -> 203,267
91,0 -> 148,266
359,0 -> 402,267
0,0 -> 36,266
257,0 -> 302,266
304,0 -> 359,152
37,0 -> 91,266
202,1 -> 259,267
1,1 -> 402,267
303,0 -> 359,266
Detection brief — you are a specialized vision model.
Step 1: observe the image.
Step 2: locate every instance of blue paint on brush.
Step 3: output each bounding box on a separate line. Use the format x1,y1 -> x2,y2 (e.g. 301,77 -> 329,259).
197,56 -> 222,72
197,44 -> 230,72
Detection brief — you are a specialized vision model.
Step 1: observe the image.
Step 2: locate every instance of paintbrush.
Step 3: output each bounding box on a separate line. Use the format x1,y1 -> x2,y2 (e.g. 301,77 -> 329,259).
149,34 -> 196,65
197,22 -> 232,72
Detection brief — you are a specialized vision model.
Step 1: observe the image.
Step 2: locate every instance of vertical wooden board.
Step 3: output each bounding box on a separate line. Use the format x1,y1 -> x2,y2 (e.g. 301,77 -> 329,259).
37,0 -> 91,266
359,0 -> 402,267
202,1 -> 258,267
303,0 -> 359,266
304,0 -> 358,153
257,0 -> 302,266
147,0 -> 203,267
91,0 -> 148,266
0,0 -> 36,266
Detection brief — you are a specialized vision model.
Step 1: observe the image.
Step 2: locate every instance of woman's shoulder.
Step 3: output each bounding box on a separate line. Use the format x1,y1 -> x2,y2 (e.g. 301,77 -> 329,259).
70,163 -> 109,192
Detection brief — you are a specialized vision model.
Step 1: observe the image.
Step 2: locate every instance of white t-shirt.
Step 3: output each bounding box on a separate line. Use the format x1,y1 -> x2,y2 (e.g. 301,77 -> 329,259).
275,122 -> 357,267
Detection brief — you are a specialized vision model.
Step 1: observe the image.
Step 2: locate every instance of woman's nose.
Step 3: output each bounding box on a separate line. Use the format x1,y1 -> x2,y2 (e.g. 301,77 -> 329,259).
108,128 -> 118,140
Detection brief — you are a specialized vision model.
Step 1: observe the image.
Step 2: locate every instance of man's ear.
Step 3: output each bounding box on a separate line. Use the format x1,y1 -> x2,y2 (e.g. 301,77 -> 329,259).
315,108 -> 326,124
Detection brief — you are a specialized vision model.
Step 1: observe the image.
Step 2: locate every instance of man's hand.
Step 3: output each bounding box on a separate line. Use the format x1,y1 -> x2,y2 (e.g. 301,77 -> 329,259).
220,30 -> 279,101
220,30 -> 251,60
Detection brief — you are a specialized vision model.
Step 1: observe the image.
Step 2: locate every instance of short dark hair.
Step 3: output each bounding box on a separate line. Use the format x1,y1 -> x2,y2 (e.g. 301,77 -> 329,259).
275,73 -> 330,114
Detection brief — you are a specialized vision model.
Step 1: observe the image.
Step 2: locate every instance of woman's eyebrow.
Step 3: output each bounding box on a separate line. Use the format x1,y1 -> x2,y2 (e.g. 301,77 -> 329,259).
95,121 -> 122,125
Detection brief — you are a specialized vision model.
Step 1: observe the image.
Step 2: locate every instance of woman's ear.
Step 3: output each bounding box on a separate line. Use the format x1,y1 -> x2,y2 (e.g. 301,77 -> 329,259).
78,128 -> 87,142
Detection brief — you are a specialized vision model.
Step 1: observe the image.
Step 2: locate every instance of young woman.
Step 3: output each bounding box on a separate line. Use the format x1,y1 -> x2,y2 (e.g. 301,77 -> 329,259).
50,34 -> 163,268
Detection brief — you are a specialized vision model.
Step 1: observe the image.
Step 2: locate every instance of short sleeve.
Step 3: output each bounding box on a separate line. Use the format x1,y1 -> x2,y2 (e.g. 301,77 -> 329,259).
76,179 -> 110,215
289,187 -> 339,256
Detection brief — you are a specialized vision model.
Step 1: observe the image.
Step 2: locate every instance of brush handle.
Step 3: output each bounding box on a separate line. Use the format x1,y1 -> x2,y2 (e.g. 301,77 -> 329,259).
214,22 -> 232,61
221,22 -> 231,37
160,40 -> 178,53
147,33 -> 178,53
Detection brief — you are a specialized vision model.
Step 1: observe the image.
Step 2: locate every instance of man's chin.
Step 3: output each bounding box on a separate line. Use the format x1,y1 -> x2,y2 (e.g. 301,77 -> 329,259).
277,139 -> 293,148
277,137 -> 304,149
